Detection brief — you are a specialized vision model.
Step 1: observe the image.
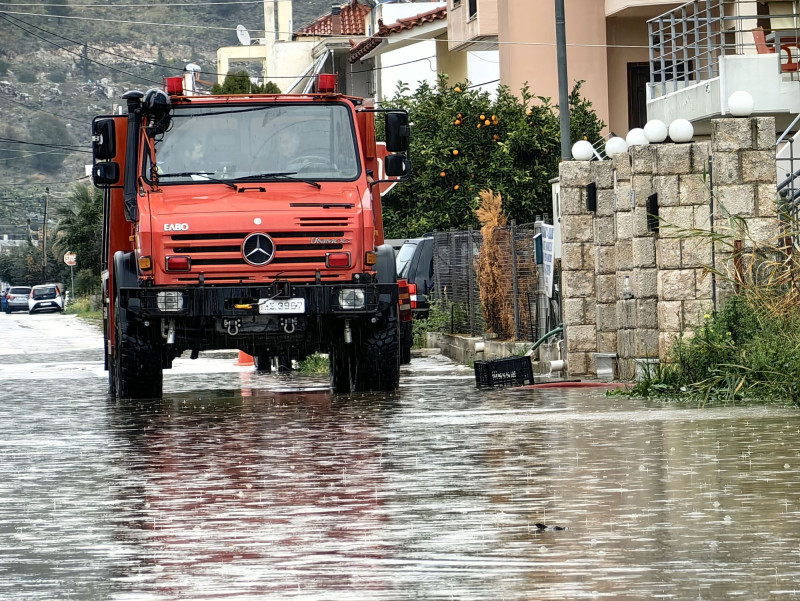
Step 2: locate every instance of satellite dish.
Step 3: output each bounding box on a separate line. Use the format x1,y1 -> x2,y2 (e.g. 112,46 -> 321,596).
236,24 -> 251,46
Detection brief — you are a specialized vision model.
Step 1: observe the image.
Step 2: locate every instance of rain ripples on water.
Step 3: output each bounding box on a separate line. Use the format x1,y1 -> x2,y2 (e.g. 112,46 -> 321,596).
2,315 -> 800,600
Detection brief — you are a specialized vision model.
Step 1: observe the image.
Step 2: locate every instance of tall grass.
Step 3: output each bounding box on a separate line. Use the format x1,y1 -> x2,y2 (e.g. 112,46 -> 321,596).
629,203 -> 800,405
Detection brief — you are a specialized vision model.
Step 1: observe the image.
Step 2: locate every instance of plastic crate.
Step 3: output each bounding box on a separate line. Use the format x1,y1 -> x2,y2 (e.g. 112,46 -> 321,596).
474,355 -> 534,388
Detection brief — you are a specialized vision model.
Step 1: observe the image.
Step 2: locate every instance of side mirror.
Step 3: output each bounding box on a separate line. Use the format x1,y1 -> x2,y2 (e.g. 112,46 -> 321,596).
92,119 -> 116,160
93,161 -> 120,186
385,112 -> 410,153
385,153 -> 410,177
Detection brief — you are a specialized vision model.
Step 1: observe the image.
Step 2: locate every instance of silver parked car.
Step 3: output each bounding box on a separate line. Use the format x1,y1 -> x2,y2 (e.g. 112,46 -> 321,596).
4,286 -> 32,313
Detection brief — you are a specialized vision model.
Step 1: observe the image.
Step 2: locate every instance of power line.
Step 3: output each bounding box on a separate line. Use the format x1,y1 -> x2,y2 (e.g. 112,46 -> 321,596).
0,136 -> 91,153
0,93 -> 92,126
0,1 -> 261,6
0,7 -> 658,50
0,13 -> 164,86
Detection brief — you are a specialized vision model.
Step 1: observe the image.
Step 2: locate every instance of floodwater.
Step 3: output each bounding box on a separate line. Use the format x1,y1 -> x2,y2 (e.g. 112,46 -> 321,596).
2,314 -> 800,600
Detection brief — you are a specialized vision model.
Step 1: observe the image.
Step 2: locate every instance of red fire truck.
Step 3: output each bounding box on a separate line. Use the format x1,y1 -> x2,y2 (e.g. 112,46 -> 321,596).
92,74 -> 410,398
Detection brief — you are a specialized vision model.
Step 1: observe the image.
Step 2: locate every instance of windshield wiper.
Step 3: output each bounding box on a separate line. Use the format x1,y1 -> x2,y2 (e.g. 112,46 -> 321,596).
234,172 -> 322,189
158,171 -> 237,189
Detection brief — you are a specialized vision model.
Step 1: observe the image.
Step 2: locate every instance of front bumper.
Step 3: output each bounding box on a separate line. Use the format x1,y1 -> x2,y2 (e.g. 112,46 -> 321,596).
119,281 -> 397,318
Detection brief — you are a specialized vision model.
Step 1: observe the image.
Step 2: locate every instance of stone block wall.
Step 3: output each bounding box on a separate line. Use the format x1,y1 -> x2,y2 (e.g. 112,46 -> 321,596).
558,117 -> 778,378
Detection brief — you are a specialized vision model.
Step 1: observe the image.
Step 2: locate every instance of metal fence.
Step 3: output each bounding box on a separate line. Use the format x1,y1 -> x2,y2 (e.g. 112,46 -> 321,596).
431,222 -> 560,341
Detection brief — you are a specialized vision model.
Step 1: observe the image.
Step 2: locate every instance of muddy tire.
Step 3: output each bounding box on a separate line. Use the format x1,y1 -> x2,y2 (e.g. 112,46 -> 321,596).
330,344 -> 358,393
360,314 -> 400,391
254,354 -> 272,372
113,301 -> 163,400
275,354 -> 293,373
400,320 -> 412,365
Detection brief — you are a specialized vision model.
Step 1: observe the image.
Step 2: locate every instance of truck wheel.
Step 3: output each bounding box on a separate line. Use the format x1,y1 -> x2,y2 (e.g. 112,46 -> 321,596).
400,320 -> 412,364
275,354 -> 292,373
360,314 -> 400,391
330,345 -> 359,393
114,301 -> 163,399
254,354 -> 272,372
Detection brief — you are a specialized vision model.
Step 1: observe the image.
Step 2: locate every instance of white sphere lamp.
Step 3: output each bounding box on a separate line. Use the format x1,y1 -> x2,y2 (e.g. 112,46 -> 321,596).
643,119 -> 668,143
728,91 -> 754,117
669,118 -> 694,143
571,140 -> 594,161
626,128 -> 649,147
604,136 -> 628,157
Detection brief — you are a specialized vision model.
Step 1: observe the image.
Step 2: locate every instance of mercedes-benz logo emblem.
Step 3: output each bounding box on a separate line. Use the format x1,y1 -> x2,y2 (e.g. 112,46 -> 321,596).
242,232 -> 275,266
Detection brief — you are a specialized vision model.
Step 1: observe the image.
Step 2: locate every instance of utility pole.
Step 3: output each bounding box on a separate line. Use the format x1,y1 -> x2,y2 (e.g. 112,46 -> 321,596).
41,186 -> 49,283
555,0 -> 571,160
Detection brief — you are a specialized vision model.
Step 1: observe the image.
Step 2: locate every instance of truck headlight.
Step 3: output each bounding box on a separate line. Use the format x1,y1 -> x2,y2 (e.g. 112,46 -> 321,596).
156,291 -> 184,311
338,288 -> 365,310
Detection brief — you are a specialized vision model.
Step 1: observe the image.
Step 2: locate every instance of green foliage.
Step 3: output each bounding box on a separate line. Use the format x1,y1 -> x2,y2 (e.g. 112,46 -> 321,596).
52,184 -> 103,280
28,114 -> 71,172
44,0 -> 71,18
628,294 -> 800,405
0,241 -> 60,286
380,75 -> 604,238
297,352 -> 329,374
211,70 -> 281,94
17,69 -> 37,83
412,298 -> 453,347
0,59 -> 8,75
46,71 -> 66,83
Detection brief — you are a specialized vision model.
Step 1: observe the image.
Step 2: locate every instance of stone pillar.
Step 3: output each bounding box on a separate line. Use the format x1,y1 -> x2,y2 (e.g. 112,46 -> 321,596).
654,141 -> 713,358
629,145 -> 659,361
711,117 -> 778,307
612,152 -> 634,377
592,161 -> 618,371
558,160 -> 596,375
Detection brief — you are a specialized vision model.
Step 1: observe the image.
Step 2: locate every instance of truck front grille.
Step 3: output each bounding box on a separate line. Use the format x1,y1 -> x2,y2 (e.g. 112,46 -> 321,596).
166,230 -> 352,272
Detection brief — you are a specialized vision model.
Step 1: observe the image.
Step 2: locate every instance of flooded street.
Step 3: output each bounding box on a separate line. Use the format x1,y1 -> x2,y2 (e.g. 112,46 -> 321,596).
2,313 -> 800,600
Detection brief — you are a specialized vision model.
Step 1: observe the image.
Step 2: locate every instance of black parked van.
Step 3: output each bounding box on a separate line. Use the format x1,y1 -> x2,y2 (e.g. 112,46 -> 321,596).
396,236 -> 434,318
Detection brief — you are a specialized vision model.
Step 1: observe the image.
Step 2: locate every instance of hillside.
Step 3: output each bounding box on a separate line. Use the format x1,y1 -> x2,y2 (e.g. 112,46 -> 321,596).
0,0 -> 337,231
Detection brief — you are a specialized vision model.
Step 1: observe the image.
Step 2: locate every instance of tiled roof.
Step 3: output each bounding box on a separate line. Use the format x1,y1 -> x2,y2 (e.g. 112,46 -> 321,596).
349,5 -> 447,63
295,0 -> 372,37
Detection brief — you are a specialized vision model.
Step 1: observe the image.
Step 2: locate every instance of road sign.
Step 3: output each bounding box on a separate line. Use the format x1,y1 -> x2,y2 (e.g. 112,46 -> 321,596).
64,252 -> 77,266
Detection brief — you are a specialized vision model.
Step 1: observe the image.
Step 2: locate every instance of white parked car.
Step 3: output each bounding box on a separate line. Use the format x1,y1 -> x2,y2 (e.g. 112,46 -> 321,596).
28,284 -> 64,314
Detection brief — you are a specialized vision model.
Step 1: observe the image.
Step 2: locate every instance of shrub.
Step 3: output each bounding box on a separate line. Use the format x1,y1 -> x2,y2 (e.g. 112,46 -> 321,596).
17,68 -> 37,83
46,71 -> 66,83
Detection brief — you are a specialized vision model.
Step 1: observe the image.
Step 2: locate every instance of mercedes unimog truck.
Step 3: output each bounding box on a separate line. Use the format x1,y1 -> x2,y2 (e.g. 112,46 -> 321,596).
91,73 -> 410,398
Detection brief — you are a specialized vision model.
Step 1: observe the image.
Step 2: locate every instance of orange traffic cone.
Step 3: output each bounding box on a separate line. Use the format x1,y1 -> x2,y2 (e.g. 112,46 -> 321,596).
235,351 -> 254,366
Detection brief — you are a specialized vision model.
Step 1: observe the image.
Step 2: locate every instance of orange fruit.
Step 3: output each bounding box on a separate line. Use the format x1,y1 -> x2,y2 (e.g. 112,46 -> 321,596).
454,184 -> 460,191
493,134 -> 499,140
440,171 -> 446,177
452,149 -> 459,156
454,86 -> 462,93
480,114 -> 486,120
454,119 -> 461,125
484,119 -> 491,126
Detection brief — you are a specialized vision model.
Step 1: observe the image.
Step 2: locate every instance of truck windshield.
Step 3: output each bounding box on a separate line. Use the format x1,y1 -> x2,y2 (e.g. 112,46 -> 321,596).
148,103 -> 360,183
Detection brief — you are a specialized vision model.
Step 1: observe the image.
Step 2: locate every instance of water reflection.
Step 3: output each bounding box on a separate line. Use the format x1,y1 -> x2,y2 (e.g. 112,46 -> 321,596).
2,349 -> 800,600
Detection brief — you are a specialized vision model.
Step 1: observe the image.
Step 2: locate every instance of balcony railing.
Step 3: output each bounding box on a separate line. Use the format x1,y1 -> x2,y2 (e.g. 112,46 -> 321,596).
648,0 -> 800,98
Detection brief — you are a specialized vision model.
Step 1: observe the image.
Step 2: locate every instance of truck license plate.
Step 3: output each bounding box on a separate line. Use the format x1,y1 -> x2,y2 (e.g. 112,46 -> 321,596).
258,298 -> 305,314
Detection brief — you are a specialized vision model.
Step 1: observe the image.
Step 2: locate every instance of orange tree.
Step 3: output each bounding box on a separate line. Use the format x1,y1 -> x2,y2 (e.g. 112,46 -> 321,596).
381,76 -> 604,237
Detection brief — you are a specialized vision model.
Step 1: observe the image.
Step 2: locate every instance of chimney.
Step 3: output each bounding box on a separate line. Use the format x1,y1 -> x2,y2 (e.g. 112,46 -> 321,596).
331,5 -> 342,35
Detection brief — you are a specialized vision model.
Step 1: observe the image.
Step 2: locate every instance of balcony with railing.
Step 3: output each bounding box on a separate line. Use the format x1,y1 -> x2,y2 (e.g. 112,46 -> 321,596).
646,0 -> 800,134
447,0 -> 498,51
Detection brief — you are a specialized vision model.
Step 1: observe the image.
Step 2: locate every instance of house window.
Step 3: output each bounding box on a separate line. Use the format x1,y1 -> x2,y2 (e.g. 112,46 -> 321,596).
468,0 -> 477,18
453,0 -> 461,7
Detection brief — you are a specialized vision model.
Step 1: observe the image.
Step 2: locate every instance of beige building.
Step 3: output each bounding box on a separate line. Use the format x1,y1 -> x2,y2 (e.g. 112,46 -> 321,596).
449,0 -> 800,139
447,0 -> 682,134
